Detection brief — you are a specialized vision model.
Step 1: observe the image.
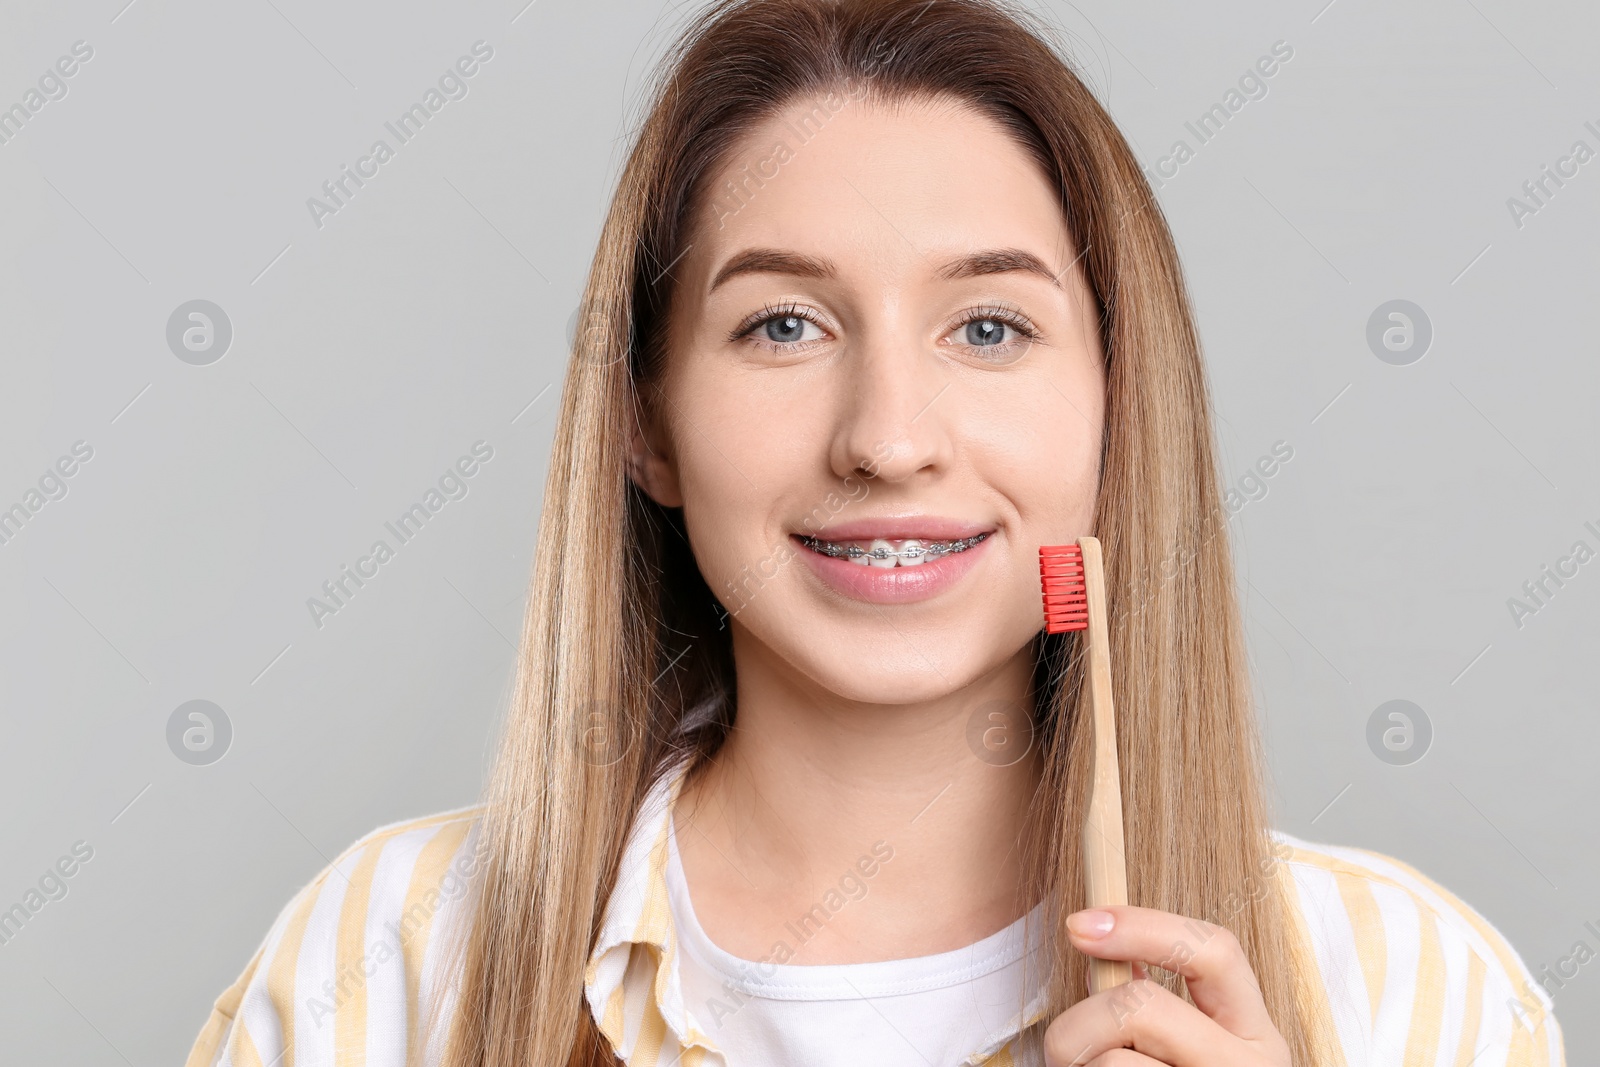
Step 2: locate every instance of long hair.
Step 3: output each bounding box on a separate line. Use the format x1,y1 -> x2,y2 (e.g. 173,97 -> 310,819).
439,2 -> 1336,1064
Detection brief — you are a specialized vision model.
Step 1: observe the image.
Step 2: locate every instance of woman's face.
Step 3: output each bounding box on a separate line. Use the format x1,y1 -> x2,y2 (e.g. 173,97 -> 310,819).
630,92 -> 1106,705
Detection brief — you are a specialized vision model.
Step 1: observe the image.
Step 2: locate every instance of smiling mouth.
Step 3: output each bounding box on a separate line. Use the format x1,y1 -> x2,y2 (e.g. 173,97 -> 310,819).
795,532 -> 992,567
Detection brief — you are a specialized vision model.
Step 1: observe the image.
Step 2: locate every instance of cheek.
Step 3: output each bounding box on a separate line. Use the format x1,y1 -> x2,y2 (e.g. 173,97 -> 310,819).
665,372 -> 815,594
967,367 -> 1103,526
1042,362 -> 1106,521
673,435 -> 762,593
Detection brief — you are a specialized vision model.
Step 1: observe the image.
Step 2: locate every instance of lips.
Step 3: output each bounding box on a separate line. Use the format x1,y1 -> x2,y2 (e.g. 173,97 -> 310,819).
790,518 -> 996,603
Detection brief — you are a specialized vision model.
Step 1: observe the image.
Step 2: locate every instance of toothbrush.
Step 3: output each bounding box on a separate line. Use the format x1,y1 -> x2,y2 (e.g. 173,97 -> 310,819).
1040,538 -> 1133,995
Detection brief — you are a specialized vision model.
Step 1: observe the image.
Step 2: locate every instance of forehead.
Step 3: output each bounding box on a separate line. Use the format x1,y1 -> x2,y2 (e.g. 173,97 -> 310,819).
682,93 -> 1075,291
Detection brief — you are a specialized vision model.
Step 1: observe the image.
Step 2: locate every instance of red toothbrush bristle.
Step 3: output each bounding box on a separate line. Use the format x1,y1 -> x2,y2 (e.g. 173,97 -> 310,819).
1039,544 -> 1088,633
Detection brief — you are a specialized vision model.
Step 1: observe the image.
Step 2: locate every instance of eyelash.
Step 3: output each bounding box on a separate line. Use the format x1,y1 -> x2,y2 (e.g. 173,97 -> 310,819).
729,301 -> 1042,358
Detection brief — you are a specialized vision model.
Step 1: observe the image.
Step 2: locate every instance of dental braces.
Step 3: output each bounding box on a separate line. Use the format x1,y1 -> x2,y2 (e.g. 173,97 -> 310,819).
799,532 -> 990,561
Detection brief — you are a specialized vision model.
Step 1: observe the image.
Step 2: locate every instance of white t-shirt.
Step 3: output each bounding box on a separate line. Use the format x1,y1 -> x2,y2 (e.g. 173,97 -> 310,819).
665,810 -> 1050,1066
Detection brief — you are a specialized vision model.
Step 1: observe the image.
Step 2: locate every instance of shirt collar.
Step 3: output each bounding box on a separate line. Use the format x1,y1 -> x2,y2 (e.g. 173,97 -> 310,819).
584,754 -> 721,1065
582,755 -> 1051,1066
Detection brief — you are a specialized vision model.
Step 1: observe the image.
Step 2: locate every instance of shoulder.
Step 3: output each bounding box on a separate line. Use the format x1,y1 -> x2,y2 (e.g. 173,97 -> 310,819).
1269,830 -> 1566,1067
185,805 -> 486,1067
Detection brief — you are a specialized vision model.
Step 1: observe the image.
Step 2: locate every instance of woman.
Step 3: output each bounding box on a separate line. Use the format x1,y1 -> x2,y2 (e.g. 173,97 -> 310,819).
186,1 -> 1564,1065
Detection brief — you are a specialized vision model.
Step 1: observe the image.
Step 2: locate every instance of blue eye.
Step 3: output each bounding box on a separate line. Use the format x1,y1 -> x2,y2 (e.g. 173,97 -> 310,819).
763,314 -> 810,344
965,318 -> 1011,346
733,303 -> 828,351
950,306 -> 1039,363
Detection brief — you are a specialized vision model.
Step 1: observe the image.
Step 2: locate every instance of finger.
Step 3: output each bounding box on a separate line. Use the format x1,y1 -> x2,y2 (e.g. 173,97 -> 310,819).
1064,906 -> 1274,1039
1042,977 -> 1237,1067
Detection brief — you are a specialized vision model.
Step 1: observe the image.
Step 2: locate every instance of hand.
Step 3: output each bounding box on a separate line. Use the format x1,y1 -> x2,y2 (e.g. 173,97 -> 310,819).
1042,905 -> 1292,1067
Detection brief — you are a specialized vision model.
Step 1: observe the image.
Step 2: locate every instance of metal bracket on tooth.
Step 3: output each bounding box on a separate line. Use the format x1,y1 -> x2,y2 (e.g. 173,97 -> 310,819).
801,533 -> 989,561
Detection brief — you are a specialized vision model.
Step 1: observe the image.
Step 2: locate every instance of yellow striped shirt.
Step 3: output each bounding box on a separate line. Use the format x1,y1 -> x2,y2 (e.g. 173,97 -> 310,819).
186,760 -> 1565,1067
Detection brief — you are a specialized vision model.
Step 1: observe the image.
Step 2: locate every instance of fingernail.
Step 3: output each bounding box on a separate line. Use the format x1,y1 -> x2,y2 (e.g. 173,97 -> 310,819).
1067,909 -> 1115,939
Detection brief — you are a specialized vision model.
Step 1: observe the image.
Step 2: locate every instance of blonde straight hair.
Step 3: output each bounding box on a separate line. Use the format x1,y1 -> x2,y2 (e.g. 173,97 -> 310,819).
438,1 -> 1337,1064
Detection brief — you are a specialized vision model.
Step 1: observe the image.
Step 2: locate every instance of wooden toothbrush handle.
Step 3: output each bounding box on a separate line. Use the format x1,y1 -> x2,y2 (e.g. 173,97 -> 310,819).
1079,537 -> 1133,995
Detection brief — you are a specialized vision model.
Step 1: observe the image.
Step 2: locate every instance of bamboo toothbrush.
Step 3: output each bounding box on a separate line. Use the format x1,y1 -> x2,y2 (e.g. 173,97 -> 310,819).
1040,538 -> 1133,995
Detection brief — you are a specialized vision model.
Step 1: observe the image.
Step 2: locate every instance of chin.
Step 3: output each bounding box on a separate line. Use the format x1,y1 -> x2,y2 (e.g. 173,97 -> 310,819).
806,653 -> 984,705
742,599 -> 1039,708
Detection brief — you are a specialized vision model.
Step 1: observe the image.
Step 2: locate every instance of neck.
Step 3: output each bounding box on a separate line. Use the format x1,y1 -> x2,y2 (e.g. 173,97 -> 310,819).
674,628 -> 1043,965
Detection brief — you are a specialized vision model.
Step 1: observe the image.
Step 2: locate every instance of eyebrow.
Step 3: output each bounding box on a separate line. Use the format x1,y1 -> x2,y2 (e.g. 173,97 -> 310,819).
707,246 -> 1064,293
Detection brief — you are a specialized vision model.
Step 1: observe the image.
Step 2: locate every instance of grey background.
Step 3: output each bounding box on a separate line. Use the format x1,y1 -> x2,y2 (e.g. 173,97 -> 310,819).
0,0 -> 1593,1062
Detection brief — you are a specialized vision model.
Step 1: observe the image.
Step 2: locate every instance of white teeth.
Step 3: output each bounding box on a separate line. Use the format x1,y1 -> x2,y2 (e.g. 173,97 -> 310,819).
897,539 -> 927,566
867,538 -> 897,568
849,551 -> 871,566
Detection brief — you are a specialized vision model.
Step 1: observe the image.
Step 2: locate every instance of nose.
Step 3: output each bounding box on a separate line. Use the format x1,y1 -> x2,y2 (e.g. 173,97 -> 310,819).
828,326 -> 955,485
